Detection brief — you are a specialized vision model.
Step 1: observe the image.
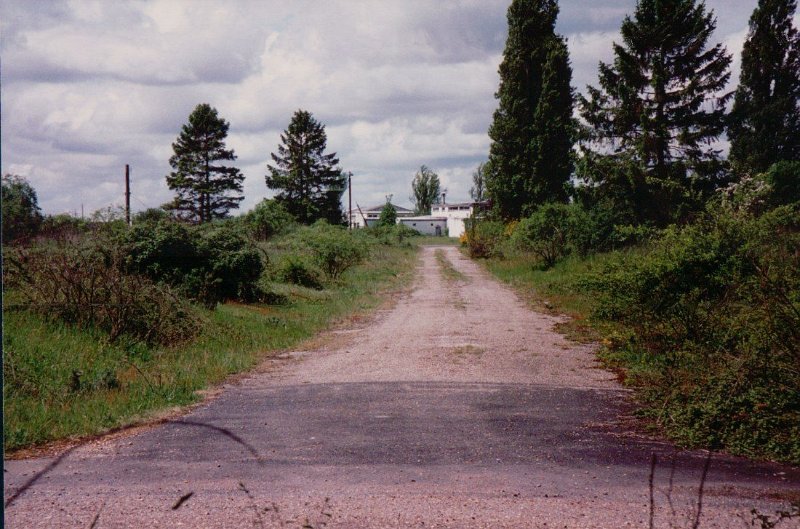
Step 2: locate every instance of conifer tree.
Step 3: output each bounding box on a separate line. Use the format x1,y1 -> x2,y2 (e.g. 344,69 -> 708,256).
729,0 -> 800,174
486,0 -> 575,220
579,0 -> 731,225
266,110 -> 345,225
166,103 -> 244,223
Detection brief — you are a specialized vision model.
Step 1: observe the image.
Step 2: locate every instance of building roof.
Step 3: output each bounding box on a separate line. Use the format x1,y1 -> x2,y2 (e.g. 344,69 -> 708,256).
352,203 -> 412,213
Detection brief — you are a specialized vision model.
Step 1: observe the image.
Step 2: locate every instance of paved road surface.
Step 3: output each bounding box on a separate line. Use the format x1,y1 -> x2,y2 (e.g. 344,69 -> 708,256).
5,246 -> 799,528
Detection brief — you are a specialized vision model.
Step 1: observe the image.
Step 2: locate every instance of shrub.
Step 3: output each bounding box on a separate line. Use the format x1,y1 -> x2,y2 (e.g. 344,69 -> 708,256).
590,205 -> 800,461
1,174 -> 42,243
246,199 -> 295,240
512,203 -> 573,268
121,220 -> 264,308
463,218 -> 506,258
300,222 -> 369,279
4,235 -> 200,346
276,254 -> 323,289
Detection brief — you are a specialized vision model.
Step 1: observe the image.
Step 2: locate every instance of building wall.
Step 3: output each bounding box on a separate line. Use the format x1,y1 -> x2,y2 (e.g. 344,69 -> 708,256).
398,217 -> 448,236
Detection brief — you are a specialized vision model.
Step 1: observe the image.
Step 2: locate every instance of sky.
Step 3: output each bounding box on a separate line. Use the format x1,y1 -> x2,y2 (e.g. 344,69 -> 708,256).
0,0 -> 783,215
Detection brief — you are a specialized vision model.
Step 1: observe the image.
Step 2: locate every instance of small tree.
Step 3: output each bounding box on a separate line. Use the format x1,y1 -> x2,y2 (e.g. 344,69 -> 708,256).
410,165 -> 441,215
266,110 -> 346,225
166,104 -> 244,223
377,202 -> 397,227
470,162 -> 488,202
2,174 -> 43,243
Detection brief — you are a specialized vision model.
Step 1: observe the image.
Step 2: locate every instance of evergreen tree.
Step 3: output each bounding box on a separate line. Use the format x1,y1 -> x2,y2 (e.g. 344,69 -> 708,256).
266,110 -> 345,225
410,165 -> 441,215
166,103 -> 244,223
729,0 -> 800,174
579,0 -> 732,225
486,0 -> 575,220
377,202 -> 397,227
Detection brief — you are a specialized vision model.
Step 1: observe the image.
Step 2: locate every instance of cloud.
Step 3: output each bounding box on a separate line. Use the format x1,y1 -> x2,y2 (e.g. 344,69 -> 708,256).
1,0 -> 760,215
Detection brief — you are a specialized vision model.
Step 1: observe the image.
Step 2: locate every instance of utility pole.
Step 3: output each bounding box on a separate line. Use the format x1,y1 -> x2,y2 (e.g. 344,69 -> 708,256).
125,164 -> 131,226
348,172 -> 353,229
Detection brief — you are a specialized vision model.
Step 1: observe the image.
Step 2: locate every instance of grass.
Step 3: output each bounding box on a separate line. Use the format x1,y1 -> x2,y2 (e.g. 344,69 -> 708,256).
481,250 -> 631,343
3,243 -> 418,453
435,248 -> 468,282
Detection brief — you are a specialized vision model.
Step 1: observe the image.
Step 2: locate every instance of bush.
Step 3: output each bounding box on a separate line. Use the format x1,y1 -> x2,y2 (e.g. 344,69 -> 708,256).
590,205 -> 800,461
2,174 -> 42,243
246,199 -> 295,240
4,235 -> 200,346
300,222 -> 369,279
276,254 -> 323,289
512,203 -> 573,268
121,220 -> 264,308
370,223 -> 419,245
463,218 -> 506,258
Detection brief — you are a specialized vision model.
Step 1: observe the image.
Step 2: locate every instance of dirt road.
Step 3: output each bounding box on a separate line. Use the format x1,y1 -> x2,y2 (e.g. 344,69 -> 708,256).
5,246 -> 799,528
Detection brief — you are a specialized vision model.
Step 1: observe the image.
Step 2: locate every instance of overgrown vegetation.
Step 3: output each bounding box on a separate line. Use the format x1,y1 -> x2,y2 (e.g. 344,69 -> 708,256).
470,176 -> 800,463
2,215 -> 419,452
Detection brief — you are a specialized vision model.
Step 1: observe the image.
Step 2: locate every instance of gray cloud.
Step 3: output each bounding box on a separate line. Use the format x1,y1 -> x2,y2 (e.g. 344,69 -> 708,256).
0,0 -> 767,214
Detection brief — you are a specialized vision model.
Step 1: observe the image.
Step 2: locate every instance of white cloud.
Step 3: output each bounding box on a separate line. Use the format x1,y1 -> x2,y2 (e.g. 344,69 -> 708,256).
1,0 -> 760,215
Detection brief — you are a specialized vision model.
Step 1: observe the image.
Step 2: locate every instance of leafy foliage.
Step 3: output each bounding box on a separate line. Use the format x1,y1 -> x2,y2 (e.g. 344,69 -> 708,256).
2,174 -> 43,243
463,218 -> 507,259
410,165 -> 441,215
512,203 -> 573,268
165,103 -> 244,223
377,202 -> 398,227
299,222 -> 369,280
729,0 -> 800,174
469,162 -> 488,202
579,0 -> 732,226
4,234 -> 200,346
246,198 -> 296,240
266,109 -> 346,224
486,0 -> 574,219
122,220 -> 264,308
590,205 -> 800,461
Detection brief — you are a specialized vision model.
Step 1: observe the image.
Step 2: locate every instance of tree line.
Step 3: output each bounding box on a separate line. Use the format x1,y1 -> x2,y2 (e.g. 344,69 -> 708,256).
165,105 -> 346,226
483,0 -> 799,227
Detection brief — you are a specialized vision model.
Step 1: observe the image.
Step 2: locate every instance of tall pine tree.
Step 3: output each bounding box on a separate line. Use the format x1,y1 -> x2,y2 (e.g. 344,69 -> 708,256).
266,110 -> 345,225
729,0 -> 800,174
166,103 -> 244,223
579,0 -> 731,225
486,0 -> 575,220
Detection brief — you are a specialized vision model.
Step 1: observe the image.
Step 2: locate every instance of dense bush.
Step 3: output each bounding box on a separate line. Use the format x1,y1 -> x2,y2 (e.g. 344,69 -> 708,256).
4,235 -> 200,346
122,220 -> 264,308
591,204 -> 800,461
299,222 -> 369,279
246,199 -> 295,240
369,223 -> 419,245
512,203 -> 573,268
276,254 -> 323,289
2,174 -> 43,243
463,218 -> 506,258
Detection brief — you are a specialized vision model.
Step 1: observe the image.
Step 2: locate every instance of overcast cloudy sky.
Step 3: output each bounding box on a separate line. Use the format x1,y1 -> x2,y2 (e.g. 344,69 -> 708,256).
0,0 -> 783,215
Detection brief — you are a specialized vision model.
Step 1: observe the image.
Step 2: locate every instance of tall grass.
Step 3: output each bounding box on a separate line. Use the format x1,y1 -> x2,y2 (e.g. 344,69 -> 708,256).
3,244 -> 417,453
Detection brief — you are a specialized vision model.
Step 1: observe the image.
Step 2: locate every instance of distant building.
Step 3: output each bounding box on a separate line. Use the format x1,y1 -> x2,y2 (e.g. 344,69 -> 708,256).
431,201 -> 490,238
398,216 -> 448,236
348,203 -> 414,228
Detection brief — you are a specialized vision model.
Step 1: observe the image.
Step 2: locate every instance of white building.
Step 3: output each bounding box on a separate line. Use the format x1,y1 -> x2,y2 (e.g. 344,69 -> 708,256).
348,203 -> 414,228
431,201 -> 488,238
398,216 -> 448,236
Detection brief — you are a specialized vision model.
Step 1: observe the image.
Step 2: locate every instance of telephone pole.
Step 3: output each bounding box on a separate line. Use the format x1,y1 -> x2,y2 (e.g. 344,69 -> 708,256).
348,172 -> 353,229
125,164 -> 131,226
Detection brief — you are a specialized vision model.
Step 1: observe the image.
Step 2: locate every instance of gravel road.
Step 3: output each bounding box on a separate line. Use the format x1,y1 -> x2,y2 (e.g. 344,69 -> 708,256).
4,245 -> 799,528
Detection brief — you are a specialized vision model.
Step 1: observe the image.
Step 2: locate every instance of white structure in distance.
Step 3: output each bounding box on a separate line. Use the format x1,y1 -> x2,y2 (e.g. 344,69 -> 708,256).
349,201 -> 488,238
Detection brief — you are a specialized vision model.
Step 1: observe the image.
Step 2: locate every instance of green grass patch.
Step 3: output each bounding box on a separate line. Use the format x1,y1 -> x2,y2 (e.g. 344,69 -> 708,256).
435,248 -> 468,283
3,244 -> 417,453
